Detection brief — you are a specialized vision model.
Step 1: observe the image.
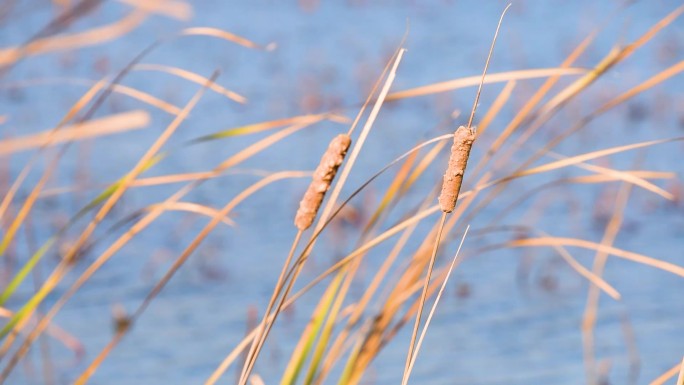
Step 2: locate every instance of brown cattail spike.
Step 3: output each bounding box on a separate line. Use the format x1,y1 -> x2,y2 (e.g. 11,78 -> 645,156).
437,4 -> 510,214
295,134 -> 352,230
438,125 -> 476,213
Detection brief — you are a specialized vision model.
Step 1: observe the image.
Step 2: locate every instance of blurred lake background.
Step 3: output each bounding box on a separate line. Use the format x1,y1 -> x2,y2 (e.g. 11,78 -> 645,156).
0,0 -> 683,384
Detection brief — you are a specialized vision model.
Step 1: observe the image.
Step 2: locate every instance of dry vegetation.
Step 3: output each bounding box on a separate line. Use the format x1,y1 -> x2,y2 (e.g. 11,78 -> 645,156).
0,1 -> 683,384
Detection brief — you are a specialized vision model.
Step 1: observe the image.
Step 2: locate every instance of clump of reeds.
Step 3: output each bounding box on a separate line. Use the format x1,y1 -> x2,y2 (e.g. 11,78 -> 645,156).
1,3 -> 684,385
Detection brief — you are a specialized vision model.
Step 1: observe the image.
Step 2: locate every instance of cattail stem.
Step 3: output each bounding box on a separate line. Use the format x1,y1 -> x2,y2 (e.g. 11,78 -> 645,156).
402,212 -> 447,385
237,231 -> 303,385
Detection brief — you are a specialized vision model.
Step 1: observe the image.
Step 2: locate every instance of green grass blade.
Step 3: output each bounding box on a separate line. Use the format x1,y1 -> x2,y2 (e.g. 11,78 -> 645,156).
281,273 -> 343,385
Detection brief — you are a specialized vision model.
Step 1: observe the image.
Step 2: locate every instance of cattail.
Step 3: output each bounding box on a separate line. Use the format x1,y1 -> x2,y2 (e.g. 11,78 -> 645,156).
294,134 -> 352,230
438,125 -> 476,213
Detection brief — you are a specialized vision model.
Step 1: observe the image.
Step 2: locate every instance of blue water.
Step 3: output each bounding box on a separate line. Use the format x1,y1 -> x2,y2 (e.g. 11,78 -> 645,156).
1,1 -> 683,384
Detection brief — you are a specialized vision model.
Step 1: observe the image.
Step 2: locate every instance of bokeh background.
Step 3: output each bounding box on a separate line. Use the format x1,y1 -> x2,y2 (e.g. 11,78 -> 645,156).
1,1 -> 683,384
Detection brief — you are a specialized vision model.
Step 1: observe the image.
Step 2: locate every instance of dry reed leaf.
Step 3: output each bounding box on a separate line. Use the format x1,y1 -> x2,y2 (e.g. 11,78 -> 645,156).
0,110 -> 150,156
133,64 -> 247,103
386,68 -> 586,101
617,5 -> 684,63
570,171 -> 673,184
41,169 -> 287,197
551,242 -> 621,300
192,113 -> 342,143
116,0 -> 192,20
2,78 -> 182,115
0,11 -> 148,66
582,181 -> 632,384
249,374 -> 266,385
74,333 -> 123,385
480,147 -> 676,232
525,150 -> 674,200
404,140 -> 449,191
38,171 -> 217,197
513,138 -> 682,180
0,306 -> 83,358
0,79 -> 115,321
365,150 -> 418,230
466,225 -> 621,301
146,202 -> 236,227
595,60 -> 684,116
131,171 -> 222,187
487,166 -> 672,228
553,158 -> 673,200
296,208 -> 444,302
99,83 -> 180,115
481,30 -> 596,164
476,80 -> 516,137
648,360 -> 683,385
509,237 -> 684,277
217,121 -> 320,171
180,27 -> 276,51
537,47 -> 622,117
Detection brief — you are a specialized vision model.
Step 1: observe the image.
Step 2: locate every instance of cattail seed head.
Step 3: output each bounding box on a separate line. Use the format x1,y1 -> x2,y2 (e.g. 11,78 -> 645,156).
438,125 -> 476,213
294,134 -> 352,230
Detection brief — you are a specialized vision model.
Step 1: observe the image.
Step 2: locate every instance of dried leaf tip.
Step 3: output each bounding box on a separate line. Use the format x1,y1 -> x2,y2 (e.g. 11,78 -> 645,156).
438,125 -> 476,213
294,134 -> 352,230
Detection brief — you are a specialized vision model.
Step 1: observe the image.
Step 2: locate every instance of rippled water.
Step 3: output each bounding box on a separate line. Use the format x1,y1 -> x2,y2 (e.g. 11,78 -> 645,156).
1,1 -> 683,384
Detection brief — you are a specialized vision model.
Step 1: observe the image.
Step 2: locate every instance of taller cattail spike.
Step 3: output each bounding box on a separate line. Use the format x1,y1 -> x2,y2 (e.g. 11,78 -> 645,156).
438,4 -> 510,213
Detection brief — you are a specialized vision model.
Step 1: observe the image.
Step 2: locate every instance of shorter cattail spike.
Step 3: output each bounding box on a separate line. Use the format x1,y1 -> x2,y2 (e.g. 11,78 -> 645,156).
294,134 -> 352,230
